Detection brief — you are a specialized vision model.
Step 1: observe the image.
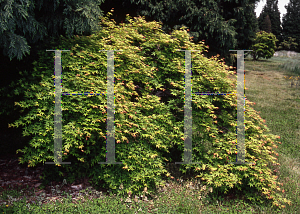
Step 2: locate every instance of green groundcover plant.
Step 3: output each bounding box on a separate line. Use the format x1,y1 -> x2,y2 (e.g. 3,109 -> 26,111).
5,11 -> 291,210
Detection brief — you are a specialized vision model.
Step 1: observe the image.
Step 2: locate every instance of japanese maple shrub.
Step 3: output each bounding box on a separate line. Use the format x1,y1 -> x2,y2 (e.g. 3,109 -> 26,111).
9,11 -> 291,209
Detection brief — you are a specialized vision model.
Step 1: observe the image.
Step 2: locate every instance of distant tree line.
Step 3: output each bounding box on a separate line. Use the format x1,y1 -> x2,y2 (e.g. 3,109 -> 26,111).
257,0 -> 299,52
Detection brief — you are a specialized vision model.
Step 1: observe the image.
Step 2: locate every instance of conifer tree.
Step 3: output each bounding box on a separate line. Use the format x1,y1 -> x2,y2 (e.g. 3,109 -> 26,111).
257,0 -> 282,47
263,14 -> 272,33
282,0 -> 300,52
0,0 -> 106,61
266,0 -> 282,45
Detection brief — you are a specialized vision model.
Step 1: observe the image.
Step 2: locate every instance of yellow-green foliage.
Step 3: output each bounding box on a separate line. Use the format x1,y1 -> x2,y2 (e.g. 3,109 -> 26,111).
251,31 -> 278,60
10,11 -> 291,210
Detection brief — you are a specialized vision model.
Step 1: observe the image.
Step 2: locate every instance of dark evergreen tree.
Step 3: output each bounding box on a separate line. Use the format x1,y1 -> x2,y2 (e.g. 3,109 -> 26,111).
219,0 -> 259,59
282,0 -> 300,52
257,0 -> 282,47
263,14 -> 272,33
268,0 -> 282,45
0,0 -> 106,61
257,8 -> 265,31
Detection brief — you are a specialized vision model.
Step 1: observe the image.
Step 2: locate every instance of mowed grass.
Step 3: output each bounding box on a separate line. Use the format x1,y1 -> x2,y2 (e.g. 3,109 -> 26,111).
243,53 -> 300,213
1,53 -> 300,213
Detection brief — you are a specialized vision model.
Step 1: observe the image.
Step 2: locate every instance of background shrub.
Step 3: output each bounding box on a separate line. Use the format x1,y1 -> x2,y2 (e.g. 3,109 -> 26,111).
251,31 -> 278,60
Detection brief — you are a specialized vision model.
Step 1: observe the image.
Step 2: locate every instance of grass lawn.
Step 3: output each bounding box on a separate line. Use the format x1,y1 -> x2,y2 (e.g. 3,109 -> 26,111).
1,53 -> 300,213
